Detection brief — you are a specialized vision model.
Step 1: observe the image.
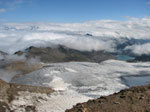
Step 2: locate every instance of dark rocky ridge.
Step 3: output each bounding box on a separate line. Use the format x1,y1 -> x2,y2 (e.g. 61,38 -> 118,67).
128,55 -> 150,62
66,85 -> 150,112
15,45 -> 116,63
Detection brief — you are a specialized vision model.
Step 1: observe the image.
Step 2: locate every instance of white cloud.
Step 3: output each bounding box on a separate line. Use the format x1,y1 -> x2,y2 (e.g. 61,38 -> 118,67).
0,8 -> 6,13
125,43 -> 150,55
147,1 -> 150,5
0,17 -> 150,54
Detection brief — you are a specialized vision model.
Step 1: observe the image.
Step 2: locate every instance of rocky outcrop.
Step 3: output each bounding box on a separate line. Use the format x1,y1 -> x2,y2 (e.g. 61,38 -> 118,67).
0,101 -> 12,112
15,45 -> 116,63
0,79 -> 54,103
66,85 -> 150,112
0,79 -> 53,111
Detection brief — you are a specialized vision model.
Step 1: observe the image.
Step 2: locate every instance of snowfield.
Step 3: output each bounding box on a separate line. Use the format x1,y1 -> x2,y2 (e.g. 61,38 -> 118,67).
7,60 -> 150,112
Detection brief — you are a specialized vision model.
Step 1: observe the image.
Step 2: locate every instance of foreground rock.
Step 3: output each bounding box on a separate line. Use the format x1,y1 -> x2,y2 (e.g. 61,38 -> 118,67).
15,45 -> 116,63
0,79 -> 53,112
66,85 -> 150,112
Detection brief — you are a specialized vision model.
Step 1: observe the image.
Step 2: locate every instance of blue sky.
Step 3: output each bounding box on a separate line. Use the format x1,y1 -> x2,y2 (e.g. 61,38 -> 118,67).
0,0 -> 150,22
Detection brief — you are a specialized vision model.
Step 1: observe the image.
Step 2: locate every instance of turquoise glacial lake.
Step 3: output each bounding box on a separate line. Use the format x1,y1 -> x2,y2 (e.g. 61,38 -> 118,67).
116,55 -> 135,61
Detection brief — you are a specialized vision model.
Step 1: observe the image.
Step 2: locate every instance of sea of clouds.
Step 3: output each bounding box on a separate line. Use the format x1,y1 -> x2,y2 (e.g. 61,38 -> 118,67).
0,17 -> 150,55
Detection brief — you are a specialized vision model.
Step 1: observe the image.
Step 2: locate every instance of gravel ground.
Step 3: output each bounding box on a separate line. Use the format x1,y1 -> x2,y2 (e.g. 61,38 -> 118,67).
66,85 -> 150,112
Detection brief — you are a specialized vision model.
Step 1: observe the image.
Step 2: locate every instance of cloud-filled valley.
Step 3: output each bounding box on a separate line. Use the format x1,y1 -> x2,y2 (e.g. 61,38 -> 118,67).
0,17 -> 150,56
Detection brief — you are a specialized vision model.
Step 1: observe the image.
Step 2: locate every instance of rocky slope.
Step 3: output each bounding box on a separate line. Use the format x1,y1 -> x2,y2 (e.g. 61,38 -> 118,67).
0,56 -> 44,82
66,85 -> 150,112
0,79 -> 53,112
15,45 -> 116,63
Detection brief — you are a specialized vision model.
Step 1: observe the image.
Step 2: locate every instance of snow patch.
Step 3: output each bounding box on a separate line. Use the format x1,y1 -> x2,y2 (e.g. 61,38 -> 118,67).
44,76 -> 69,91
65,68 -> 77,73
10,90 -> 91,112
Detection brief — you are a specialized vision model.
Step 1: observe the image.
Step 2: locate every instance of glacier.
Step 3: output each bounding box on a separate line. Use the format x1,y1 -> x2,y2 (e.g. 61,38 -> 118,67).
8,60 -> 150,112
